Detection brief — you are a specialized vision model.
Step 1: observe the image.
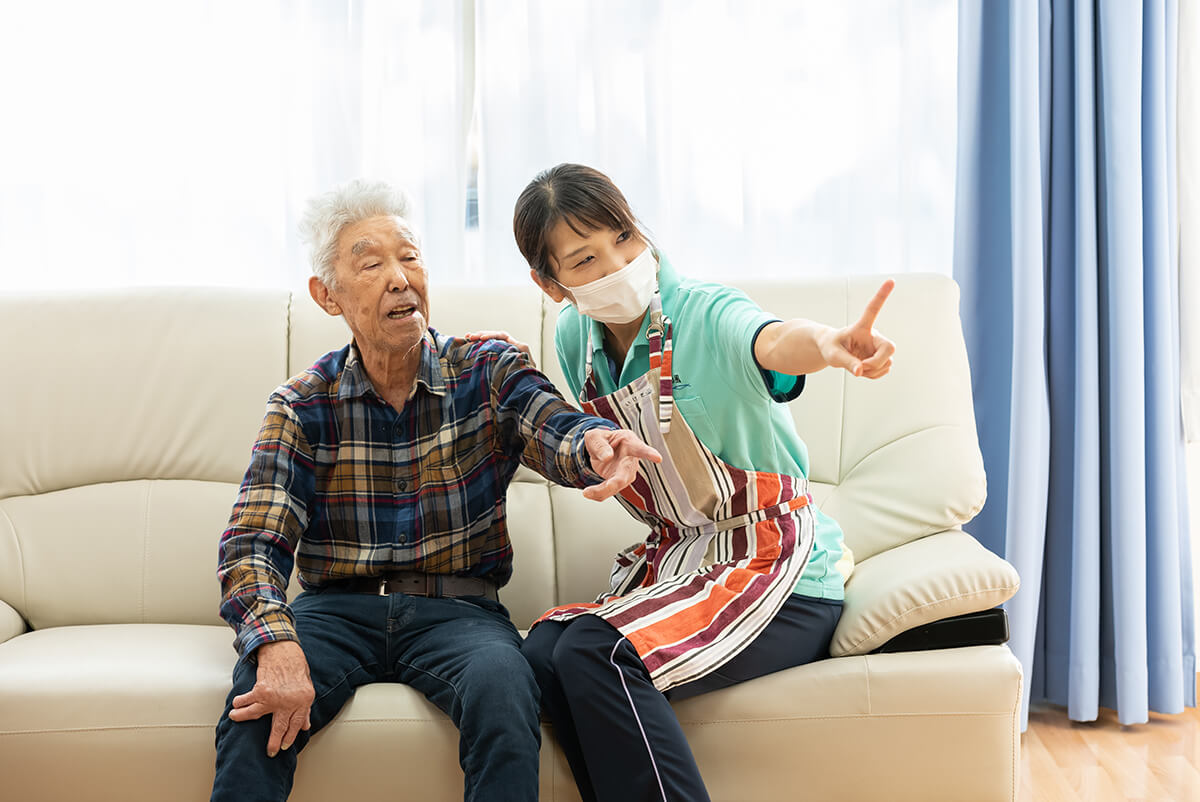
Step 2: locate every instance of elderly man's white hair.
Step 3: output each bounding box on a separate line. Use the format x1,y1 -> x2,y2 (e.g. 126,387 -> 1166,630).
300,179 -> 419,288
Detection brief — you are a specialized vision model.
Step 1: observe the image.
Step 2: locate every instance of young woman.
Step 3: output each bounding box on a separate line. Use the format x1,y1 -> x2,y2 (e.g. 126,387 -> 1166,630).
471,163 -> 895,802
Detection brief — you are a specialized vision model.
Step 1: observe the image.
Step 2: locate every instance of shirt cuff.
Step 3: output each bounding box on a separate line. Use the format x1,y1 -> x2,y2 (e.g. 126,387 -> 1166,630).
234,609 -> 299,659
565,419 -> 619,487
751,320 -> 806,403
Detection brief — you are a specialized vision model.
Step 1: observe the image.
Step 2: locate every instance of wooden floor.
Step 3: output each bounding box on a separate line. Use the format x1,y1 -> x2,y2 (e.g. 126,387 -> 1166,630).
1021,684 -> 1200,801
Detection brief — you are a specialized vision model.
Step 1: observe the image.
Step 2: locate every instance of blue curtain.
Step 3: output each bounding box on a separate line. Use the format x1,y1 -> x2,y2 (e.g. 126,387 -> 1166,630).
955,0 -> 1194,727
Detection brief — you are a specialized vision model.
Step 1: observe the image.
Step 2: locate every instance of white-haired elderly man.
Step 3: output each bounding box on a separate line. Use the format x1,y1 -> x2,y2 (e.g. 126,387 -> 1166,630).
211,179 -> 661,802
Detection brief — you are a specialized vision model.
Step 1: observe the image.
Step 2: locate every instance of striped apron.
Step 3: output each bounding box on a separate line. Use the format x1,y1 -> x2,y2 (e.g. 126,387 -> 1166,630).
536,288 -> 817,692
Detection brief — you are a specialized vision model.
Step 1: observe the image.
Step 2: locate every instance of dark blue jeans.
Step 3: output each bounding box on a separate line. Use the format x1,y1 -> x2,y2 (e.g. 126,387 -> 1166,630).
211,589 -> 540,802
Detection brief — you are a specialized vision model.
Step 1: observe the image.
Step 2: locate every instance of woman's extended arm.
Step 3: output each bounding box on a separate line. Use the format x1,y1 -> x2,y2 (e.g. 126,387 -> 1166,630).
754,279 -> 897,379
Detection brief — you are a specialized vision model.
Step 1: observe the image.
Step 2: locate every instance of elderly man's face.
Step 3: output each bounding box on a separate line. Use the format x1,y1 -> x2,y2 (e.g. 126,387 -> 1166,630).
313,215 -> 430,359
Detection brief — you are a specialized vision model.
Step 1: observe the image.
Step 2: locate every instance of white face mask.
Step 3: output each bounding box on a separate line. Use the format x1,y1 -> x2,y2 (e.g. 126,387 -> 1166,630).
559,246 -> 657,324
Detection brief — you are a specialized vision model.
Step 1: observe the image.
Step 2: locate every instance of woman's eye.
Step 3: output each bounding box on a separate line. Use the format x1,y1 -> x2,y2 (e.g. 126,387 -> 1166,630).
617,230 -> 631,242
574,255 -> 594,269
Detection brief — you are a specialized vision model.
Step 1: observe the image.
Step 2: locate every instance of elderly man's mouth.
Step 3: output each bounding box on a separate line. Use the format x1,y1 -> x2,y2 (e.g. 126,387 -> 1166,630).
387,306 -> 417,319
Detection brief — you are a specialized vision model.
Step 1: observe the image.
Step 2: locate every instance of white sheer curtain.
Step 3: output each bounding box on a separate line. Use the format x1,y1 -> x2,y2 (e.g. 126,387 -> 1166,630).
0,1 -> 956,291
0,0 -> 470,291
475,0 -> 958,284
1181,0 -> 1199,441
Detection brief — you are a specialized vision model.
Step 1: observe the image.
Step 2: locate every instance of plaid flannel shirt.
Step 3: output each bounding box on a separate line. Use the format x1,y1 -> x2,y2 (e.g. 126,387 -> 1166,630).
218,330 -> 615,657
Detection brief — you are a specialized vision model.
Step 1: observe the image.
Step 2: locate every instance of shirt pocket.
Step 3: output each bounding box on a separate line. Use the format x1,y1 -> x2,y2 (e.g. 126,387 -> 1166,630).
671,386 -> 721,456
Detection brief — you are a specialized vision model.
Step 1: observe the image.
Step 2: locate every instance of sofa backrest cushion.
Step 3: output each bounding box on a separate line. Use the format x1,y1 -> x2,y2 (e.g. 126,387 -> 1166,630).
736,274 -> 986,562
0,288 -> 289,629
0,274 -> 985,632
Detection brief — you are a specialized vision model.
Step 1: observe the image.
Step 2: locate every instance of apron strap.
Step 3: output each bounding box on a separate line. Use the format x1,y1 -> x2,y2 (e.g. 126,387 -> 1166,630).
647,299 -> 674,434
580,277 -> 675,435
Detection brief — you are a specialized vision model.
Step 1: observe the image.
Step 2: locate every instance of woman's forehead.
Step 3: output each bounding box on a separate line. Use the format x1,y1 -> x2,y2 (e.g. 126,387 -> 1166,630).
547,217 -> 604,259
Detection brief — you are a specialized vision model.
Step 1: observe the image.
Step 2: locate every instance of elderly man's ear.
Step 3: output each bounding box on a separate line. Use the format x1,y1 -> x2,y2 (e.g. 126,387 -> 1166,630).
309,275 -> 343,316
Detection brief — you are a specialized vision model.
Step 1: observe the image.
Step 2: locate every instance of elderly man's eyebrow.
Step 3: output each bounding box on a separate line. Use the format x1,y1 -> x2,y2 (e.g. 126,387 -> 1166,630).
351,239 -> 377,256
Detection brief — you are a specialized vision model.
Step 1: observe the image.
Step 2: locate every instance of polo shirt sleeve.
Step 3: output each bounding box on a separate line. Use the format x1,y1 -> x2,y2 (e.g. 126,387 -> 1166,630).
694,285 -> 805,403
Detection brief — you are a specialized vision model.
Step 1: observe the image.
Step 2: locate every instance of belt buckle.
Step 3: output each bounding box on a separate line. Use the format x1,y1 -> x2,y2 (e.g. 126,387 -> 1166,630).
378,577 -> 389,596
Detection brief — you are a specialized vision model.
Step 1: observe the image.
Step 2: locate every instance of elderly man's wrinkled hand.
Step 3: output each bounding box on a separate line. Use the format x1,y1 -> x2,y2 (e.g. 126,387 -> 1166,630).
228,639 -> 315,758
582,428 -> 662,501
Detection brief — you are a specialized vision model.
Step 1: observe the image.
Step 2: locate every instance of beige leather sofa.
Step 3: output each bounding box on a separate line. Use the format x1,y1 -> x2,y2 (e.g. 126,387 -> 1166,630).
0,274 -> 1022,801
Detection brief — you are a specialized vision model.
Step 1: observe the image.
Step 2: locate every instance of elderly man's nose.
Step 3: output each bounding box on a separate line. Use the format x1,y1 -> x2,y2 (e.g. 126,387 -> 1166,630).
387,264 -> 410,290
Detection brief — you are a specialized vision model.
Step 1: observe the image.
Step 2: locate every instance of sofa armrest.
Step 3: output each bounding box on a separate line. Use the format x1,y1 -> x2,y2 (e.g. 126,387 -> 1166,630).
0,599 -> 27,645
830,529 -> 1019,657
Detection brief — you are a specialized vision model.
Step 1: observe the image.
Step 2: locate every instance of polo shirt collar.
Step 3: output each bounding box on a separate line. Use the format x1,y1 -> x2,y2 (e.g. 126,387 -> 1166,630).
586,250 -> 680,388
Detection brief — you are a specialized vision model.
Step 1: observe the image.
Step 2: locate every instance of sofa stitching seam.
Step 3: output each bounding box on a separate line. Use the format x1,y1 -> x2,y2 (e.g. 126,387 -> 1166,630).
0,719 -> 461,735
681,711 -> 1015,725
0,710 -> 1015,737
1010,661 -> 1023,801
864,655 -> 872,714
141,481 -> 152,624
838,424 -> 976,484
0,504 -> 26,614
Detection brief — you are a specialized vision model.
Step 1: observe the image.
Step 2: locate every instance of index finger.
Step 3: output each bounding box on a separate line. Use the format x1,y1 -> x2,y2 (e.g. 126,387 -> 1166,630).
855,279 -> 895,330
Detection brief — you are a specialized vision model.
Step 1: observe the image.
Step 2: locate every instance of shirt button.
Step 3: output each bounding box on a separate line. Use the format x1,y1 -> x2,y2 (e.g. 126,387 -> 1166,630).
394,422 -> 404,437
398,534 -> 407,543
397,479 -> 408,491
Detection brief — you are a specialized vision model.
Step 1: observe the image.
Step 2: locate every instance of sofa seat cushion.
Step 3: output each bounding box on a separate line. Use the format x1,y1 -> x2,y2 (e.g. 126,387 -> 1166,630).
0,624 -> 236,733
0,630 -> 1022,802
0,623 -> 490,801
662,645 -> 1022,802
831,529 -> 1020,657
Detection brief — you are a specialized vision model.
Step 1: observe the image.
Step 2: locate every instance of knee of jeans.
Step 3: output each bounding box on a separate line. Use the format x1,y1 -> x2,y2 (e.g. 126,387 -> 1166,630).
462,643 -> 538,703
221,656 -> 259,712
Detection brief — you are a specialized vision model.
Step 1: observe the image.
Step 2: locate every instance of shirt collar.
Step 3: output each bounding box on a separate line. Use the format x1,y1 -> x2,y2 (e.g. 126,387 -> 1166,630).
338,330 -> 447,402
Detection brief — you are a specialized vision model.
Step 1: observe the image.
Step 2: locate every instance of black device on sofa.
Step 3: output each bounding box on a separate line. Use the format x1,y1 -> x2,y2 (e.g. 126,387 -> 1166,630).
873,608 -> 1009,654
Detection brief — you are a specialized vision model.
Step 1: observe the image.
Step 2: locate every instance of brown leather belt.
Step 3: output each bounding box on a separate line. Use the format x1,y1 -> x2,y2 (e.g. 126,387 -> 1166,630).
333,570 -> 499,601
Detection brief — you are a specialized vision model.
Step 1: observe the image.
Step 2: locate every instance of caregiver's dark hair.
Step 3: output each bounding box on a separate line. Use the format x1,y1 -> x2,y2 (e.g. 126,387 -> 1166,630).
513,163 -> 648,281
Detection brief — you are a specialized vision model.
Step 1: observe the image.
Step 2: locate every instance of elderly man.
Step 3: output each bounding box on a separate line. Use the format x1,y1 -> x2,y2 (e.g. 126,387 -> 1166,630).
210,179 -> 660,802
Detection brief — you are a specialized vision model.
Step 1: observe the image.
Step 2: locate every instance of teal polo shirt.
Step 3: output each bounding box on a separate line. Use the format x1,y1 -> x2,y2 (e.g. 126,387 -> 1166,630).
553,254 -> 848,600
